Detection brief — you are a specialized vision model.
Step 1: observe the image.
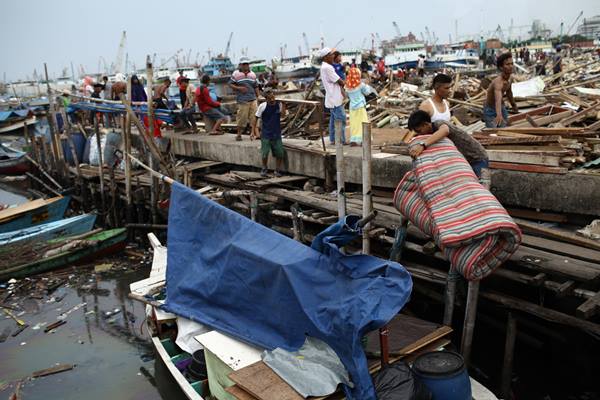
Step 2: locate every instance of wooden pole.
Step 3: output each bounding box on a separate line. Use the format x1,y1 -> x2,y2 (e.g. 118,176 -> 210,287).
249,192 -> 258,222
291,203 -> 304,242
442,273 -> 458,326
43,63 -> 65,180
501,312 -> 517,400
123,79 -> 133,224
318,103 -> 327,152
146,57 -> 158,225
94,116 -> 107,224
23,123 -> 40,166
362,122 -> 372,254
460,279 -> 480,366
334,119 -> 345,218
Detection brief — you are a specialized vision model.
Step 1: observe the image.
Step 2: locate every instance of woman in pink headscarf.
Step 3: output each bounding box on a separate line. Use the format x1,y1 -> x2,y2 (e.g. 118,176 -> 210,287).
345,67 -> 377,146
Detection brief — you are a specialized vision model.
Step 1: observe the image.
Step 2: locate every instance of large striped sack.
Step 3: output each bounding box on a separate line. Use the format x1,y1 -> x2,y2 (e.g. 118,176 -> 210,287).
393,137 -> 521,281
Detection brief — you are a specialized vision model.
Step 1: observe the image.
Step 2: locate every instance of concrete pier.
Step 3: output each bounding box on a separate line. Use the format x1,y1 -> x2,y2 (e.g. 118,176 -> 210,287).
165,132 -> 600,216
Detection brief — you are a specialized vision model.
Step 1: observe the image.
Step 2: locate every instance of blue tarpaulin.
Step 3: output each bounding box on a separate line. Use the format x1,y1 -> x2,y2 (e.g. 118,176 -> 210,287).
163,183 -> 413,399
67,102 -> 177,124
0,109 -> 31,121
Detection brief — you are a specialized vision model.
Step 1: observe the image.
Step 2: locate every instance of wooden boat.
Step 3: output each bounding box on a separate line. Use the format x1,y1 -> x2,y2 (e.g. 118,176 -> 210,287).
0,196 -> 70,233
0,142 -> 30,175
130,234 -> 498,400
0,228 -> 127,281
0,213 -> 96,246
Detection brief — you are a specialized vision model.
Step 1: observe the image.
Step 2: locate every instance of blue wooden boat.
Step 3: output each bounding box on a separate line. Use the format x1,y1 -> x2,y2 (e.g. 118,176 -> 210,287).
0,213 -> 96,246
0,196 -> 70,233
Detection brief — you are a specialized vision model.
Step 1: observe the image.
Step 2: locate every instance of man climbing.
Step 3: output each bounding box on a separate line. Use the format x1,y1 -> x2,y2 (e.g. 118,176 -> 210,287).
483,53 -> 518,128
419,73 -> 452,123
229,57 -> 259,141
252,89 -> 286,177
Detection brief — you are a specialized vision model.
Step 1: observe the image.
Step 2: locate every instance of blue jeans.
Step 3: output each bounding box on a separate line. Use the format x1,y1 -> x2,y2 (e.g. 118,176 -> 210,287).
328,106 -> 346,144
470,159 -> 489,178
483,104 -> 508,128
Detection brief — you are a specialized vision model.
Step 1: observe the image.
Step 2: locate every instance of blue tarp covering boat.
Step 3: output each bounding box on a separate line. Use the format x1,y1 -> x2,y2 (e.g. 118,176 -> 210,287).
163,183 -> 413,399
0,109 -> 31,122
0,213 -> 96,246
67,102 -> 177,124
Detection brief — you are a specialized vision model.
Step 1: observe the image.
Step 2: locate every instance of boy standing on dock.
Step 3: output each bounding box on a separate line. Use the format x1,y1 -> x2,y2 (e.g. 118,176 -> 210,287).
252,89 -> 286,177
483,53 -> 518,128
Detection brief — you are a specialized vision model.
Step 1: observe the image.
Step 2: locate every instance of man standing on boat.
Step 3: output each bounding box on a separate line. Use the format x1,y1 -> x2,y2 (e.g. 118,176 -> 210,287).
419,73 -> 452,123
229,57 -> 259,141
483,53 -> 518,128
319,47 -> 346,145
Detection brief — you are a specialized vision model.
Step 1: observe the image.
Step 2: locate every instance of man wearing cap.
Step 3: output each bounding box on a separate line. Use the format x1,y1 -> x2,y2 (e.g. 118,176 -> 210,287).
319,47 -> 346,145
229,57 -> 259,141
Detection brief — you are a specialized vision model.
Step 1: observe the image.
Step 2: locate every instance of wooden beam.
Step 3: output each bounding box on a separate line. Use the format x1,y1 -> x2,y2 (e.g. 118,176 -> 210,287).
486,150 -> 562,166
576,292 -> 600,319
515,218 -> 600,252
488,162 -> 568,174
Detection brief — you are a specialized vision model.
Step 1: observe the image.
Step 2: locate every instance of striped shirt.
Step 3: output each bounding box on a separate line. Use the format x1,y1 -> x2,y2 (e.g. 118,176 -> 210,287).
230,70 -> 257,103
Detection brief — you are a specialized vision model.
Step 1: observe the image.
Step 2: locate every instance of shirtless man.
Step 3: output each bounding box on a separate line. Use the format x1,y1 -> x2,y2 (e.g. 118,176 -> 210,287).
153,78 -> 171,109
419,73 -> 452,123
483,52 -> 518,128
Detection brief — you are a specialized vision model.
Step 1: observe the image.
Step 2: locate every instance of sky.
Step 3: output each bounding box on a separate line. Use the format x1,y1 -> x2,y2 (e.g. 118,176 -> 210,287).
1,0 -> 598,81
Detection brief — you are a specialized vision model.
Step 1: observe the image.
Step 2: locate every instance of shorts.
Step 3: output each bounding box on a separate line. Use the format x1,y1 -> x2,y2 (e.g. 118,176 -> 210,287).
261,137 -> 284,159
236,100 -> 257,128
483,104 -> 508,128
203,107 -> 227,121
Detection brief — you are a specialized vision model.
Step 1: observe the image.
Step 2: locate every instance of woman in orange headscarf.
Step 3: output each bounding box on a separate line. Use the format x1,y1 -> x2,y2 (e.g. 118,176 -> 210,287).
345,67 -> 377,146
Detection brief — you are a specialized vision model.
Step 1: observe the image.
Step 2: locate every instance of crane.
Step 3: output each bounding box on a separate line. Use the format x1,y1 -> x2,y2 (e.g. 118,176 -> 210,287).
298,45 -> 303,57
565,11 -> 584,38
392,21 -> 401,38
114,31 -> 126,74
224,32 -> 233,58
302,32 -> 310,57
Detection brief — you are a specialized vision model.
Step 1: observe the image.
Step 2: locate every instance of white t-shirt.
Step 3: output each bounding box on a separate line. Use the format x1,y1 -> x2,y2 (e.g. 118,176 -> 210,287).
320,62 -> 343,108
255,102 -> 283,118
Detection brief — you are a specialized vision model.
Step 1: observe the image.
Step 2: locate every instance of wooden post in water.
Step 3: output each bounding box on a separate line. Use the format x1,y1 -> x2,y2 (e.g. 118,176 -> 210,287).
501,312 -> 517,399
334,119 -> 345,218
123,78 -> 133,224
362,122 -> 372,254
23,123 -> 40,166
43,63 -> 66,180
146,56 -> 158,225
94,116 -> 107,224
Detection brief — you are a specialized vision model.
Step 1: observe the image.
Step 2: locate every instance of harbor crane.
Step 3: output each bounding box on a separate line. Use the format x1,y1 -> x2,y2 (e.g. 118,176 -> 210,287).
392,21 -> 401,38
302,32 -> 310,57
224,32 -> 233,58
563,10 -> 584,39
113,31 -> 126,74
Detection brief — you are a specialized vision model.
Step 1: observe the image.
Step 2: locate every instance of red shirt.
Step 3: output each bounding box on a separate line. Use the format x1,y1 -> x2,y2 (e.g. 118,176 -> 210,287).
143,115 -> 163,138
377,60 -> 386,74
195,86 -> 221,113
176,75 -> 186,91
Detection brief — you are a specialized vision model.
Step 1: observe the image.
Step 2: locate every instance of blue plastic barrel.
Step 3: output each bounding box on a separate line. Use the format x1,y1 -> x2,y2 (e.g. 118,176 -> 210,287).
412,351 -> 471,400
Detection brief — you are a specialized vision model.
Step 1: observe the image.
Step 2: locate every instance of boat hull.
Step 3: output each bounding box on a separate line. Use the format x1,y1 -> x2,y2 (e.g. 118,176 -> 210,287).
0,156 -> 30,175
0,228 -> 127,281
0,196 -> 70,233
274,67 -> 318,80
0,213 -> 96,246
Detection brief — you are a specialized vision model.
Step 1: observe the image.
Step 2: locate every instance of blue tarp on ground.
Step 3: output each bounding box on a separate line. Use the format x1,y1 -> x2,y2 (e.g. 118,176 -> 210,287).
67,102 -> 176,124
163,183 -> 413,399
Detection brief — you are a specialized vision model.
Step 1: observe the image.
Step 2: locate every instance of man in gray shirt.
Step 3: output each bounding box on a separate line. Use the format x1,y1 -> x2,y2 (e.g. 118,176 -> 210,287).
229,57 -> 259,141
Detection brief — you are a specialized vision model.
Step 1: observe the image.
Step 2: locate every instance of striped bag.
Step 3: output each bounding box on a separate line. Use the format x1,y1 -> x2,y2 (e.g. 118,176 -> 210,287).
393,137 -> 521,281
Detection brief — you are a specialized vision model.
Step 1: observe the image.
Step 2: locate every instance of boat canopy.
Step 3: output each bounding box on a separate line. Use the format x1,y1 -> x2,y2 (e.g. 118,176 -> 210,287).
163,183 -> 413,399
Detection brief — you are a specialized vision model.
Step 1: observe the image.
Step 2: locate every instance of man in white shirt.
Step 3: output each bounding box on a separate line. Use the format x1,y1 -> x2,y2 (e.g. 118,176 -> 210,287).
318,47 -> 346,144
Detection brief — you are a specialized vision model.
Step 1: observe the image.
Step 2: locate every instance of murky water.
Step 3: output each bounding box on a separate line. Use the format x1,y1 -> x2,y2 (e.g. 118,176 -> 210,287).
0,186 -> 28,207
0,255 -> 187,400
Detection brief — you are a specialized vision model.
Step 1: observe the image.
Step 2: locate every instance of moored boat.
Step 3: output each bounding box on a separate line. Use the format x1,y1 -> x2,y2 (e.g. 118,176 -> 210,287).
0,142 -> 30,175
0,227 -> 127,281
0,213 -> 96,246
0,195 -> 70,233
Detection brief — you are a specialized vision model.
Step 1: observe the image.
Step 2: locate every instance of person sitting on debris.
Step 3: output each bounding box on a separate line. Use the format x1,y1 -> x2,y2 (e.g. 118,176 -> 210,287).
251,88 -> 286,177
178,78 -> 198,134
130,75 -> 147,102
407,110 -> 489,178
319,47 -> 346,145
419,73 -> 452,123
483,53 -> 518,128
197,74 -> 228,135
333,51 -> 346,80
345,67 -> 377,146
229,57 -> 259,141
153,78 -> 171,109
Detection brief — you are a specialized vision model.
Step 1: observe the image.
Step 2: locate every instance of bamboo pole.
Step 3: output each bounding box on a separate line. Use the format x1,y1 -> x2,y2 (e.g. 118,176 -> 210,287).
334,119 -> 345,218
362,122 -> 372,254
146,57 -> 158,225
123,79 -> 133,224
126,153 -> 174,184
93,116 -> 107,223
25,172 -> 62,197
43,63 -> 66,180
24,155 -> 63,191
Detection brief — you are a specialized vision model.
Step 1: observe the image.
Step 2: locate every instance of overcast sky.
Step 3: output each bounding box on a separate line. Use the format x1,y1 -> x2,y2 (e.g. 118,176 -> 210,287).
1,0 -> 598,81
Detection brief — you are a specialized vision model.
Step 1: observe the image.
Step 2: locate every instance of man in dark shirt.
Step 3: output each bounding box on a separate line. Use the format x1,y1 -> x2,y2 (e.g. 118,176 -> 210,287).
407,110 -> 489,178
251,89 -> 286,177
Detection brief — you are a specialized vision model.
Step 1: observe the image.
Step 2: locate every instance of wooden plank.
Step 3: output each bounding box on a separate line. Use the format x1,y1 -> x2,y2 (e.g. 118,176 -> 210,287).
228,361 -> 303,400
474,135 -> 562,146
515,218 -> 600,252
225,385 -> 259,400
521,234 -> 600,264
31,364 -> 74,378
486,151 -> 562,166
506,208 -> 568,223
488,162 -> 568,174
195,331 -> 262,372
576,292 -> 600,319
511,245 -> 600,282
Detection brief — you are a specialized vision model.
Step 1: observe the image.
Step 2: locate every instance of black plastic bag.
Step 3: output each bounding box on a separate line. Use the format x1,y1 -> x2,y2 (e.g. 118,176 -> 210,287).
373,361 -> 432,400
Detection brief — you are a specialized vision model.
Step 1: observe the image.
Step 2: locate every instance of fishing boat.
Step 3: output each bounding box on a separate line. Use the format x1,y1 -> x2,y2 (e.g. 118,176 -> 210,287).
0,227 -> 127,281
0,109 -> 37,134
0,142 -> 30,175
202,55 -> 235,84
248,59 -> 267,74
384,41 -> 426,70
0,196 -> 70,233
0,213 -> 96,246
427,46 -> 479,69
273,55 -> 317,79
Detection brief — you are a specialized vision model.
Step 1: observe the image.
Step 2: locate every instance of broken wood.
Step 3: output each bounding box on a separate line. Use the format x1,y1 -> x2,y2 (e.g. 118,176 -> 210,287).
488,162 -> 568,174
31,363 -> 74,378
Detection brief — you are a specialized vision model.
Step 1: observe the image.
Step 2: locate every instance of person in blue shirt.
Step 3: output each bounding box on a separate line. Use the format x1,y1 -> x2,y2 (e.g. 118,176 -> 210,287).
251,89 -> 287,177
332,51 -> 346,80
